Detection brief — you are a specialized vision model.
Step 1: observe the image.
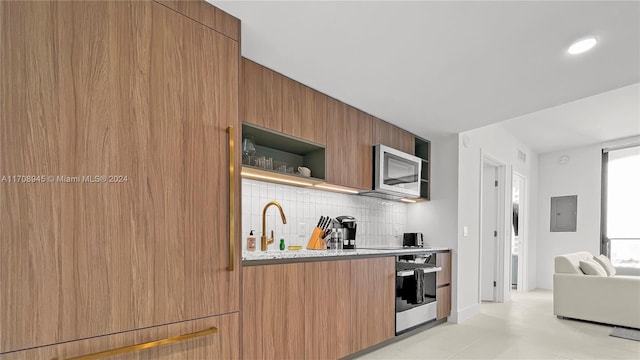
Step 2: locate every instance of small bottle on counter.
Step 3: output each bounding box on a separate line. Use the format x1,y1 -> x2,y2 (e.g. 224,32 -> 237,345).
247,230 -> 256,252
279,238 -> 285,251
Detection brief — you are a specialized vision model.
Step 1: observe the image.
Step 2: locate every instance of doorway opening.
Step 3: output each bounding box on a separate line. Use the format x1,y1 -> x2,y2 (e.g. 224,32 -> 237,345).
479,153 -> 507,303
511,172 -> 527,292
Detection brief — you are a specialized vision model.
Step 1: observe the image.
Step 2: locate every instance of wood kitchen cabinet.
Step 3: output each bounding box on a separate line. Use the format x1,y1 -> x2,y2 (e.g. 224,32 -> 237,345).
436,252 -> 452,320
282,77 -> 327,145
305,260 -> 352,360
242,257 -> 395,360
350,257 -> 395,353
0,0 -> 240,353
242,263 -> 306,360
0,313 -> 239,360
155,0 -> 240,41
242,58 -> 283,130
326,100 -> 373,190
372,118 -> 415,155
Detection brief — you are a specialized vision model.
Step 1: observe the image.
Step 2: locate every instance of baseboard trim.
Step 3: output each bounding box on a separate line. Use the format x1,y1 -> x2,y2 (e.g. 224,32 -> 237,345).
450,303 -> 481,323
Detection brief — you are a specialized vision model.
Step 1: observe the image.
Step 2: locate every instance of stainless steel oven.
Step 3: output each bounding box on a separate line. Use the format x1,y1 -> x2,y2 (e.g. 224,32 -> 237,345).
395,252 -> 441,334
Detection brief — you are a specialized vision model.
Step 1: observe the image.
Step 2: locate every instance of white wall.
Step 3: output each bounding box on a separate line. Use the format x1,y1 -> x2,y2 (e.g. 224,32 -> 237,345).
536,144 -> 602,289
456,123 -> 538,321
241,179 -> 408,250
407,134 -> 459,319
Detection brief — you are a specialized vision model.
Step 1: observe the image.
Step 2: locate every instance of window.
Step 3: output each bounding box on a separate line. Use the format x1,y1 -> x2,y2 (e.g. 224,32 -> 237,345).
602,145 -> 640,268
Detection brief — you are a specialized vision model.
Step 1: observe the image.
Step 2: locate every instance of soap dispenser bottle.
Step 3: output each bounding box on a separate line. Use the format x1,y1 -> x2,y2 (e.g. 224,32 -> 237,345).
247,230 -> 256,252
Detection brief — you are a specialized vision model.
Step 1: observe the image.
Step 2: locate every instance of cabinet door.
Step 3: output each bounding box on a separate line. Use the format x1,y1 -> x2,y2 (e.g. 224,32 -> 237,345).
150,0 -> 240,321
436,285 -> 452,320
350,257 -> 395,353
0,1 -> 239,352
326,101 -> 372,190
243,264 -> 305,360
242,58 -> 283,130
304,260 -> 351,360
372,118 -> 415,155
155,0 -> 240,41
0,313 -> 239,360
282,77 -> 327,145
436,252 -> 452,286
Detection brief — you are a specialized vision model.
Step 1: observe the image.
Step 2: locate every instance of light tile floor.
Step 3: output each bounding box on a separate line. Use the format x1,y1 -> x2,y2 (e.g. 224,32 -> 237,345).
357,290 -> 640,359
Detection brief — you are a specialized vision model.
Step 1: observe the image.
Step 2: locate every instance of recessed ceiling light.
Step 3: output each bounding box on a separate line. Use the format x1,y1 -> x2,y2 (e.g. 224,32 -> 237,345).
567,37 -> 597,55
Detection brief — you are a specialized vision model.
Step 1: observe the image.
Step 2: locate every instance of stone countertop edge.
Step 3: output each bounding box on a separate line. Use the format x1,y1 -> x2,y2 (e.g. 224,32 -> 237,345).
242,247 -> 451,266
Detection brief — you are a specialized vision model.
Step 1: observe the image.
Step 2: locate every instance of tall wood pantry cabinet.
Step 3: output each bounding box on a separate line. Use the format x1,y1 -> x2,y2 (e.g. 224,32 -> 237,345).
0,1 -> 241,358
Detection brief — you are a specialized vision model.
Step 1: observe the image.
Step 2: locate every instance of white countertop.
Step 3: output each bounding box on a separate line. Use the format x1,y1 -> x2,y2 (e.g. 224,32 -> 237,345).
242,247 -> 450,262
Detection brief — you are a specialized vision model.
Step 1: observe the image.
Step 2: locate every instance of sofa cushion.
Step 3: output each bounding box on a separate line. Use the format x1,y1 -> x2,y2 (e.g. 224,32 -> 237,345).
593,254 -> 616,276
555,252 -> 594,274
579,260 -> 607,276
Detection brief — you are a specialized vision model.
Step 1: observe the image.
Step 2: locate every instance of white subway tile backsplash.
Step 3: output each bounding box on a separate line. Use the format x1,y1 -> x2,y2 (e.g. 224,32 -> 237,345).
241,179 -> 407,250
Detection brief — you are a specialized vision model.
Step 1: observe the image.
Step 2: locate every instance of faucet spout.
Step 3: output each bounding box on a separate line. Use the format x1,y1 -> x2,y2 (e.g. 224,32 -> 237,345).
261,201 -> 287,251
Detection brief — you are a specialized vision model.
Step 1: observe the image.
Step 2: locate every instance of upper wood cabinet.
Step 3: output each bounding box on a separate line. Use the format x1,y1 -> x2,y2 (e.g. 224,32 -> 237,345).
155,0 -> 240,41
0,1 -> 240,352
242,58 -> 283,131
350,257 -> 395,353
282,76 -> 327,145
326,100 -> 373,190
372,118 -> 415,155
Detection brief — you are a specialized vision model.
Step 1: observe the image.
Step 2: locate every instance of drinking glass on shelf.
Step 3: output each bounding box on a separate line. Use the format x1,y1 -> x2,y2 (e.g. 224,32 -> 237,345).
242,137 -> 256,165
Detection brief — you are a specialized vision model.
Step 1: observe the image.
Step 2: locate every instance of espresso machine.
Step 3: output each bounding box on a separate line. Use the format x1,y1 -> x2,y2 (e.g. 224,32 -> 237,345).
335,216 -> 357,250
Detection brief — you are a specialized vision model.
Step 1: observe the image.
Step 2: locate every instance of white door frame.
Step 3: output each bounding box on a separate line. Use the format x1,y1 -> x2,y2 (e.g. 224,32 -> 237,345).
478,151 -> 508,303
512,171 -> 528,292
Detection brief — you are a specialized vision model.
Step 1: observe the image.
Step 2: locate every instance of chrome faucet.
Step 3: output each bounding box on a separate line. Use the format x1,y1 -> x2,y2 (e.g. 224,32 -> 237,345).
261,201 -> 287,251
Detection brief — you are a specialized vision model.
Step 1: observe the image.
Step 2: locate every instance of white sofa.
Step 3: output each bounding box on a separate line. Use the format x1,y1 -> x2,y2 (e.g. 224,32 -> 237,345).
553,251 -> 640,329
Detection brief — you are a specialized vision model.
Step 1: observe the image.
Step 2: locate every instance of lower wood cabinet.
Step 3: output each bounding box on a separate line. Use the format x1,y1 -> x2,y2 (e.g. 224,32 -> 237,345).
350,257 -> 395,353
0,312 -> 239,360
242,263 -> 305,360
436,252 -> 452,320
242,257 -> 395,360
436,285 -> 452,320
305,260 -> 352,360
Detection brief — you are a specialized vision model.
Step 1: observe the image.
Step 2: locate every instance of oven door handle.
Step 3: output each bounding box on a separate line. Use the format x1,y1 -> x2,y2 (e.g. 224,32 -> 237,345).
397,267 -> 442,277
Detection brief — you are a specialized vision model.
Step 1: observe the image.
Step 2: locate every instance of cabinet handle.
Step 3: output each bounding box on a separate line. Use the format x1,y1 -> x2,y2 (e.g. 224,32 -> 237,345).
227,126 -> 235,271
52,327 -> 217,360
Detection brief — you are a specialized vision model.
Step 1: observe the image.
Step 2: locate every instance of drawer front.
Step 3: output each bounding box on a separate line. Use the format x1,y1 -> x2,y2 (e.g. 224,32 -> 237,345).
0,312 -> 239,360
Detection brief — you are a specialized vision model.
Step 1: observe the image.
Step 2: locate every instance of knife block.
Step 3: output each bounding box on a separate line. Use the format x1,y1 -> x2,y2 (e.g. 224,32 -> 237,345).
306,227 -> 326,250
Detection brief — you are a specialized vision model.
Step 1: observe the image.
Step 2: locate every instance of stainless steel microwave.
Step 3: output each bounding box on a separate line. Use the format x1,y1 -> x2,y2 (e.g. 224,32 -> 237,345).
372,144 -> 422,198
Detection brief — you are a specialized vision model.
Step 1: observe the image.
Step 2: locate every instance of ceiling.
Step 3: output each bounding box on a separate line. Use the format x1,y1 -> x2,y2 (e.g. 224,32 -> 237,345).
501,83 -> 639,154
211,1 -> 639,148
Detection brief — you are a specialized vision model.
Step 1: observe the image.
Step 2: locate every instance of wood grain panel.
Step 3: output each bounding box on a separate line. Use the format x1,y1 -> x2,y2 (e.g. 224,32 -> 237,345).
242,264 -> 305,360
150,0 -> 241,322
241,58 -> 282,131
155,0 -> 240,41
281,77 -> 327,145
372,117 -> 415,155
303,87 -> 328,145
0,1 -> 239,352
436,251 -> 451,286
0,312 -> 240,360
0,1 -> 153,351
350,257 -> 395,353
436,285 -> 451,320
304,260 -> 351,360
326,100 -> 373,190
